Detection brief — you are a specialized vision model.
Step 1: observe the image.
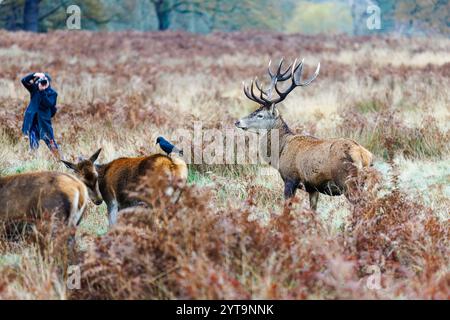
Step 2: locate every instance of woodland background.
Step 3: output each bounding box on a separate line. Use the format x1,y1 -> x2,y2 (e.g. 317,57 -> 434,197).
0,0 -> 449,36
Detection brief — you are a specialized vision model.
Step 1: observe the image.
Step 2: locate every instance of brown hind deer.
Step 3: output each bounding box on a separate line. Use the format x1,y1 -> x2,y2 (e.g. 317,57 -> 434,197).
64,148 -> 188,227
235,58 -> 373,210
0,149 -> 103,228
99,154 -> 187,226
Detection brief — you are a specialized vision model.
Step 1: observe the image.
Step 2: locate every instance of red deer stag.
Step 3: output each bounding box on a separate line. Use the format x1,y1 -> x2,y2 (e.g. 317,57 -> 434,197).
0,149 -> 103,228
235,58 -> 373,210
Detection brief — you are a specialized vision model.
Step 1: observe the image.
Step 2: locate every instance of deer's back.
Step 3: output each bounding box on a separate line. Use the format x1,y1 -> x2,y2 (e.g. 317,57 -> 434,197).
98,154 -> 187,205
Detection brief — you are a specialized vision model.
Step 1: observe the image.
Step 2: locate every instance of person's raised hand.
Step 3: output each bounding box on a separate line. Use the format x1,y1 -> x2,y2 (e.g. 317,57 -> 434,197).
33,72 -> 45,79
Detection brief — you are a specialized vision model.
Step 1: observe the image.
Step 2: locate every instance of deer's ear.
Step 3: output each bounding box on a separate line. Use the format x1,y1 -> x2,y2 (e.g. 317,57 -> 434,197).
270,104 -> 279,117
61,160 -> 77,171
89,148 -> 102,163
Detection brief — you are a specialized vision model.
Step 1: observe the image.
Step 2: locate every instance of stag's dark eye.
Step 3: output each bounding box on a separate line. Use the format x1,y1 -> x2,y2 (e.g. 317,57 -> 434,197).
257,114 -> 264,119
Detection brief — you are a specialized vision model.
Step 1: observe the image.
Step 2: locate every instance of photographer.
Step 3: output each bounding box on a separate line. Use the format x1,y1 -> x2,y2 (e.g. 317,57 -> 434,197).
21,72 -> 62,160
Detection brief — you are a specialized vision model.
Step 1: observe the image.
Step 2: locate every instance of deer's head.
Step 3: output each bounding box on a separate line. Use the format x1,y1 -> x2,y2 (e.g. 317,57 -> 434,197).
62,148 -> 103,206
235,58 -> 320,132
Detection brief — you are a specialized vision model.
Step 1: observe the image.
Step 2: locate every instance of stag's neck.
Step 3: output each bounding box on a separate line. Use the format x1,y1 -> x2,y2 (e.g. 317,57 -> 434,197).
261,117 -> 294,166
273,116 -> 294,153
276,116 -> 294,141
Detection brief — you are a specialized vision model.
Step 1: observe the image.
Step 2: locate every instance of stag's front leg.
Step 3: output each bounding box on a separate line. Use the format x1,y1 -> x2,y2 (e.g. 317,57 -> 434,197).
283,179 -> 298,211
309,192 -> 319,210
284,179 -> 299,199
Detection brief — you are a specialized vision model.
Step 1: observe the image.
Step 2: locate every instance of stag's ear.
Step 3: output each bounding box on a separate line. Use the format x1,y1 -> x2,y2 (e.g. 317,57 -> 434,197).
89,148 -> 102,163
270,104 -> 279,117
61,160 -> 78,172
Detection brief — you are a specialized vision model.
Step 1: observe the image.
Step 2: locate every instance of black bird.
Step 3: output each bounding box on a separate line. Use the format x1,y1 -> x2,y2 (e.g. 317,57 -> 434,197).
156,136 -> 183,156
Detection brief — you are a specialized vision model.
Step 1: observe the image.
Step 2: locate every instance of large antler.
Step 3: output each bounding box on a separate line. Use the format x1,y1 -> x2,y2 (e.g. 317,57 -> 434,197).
243,58 -> 320,107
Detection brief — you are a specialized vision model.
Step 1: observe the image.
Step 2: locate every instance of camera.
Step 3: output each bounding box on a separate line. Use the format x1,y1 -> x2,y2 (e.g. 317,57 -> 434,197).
35,77 -> 48,86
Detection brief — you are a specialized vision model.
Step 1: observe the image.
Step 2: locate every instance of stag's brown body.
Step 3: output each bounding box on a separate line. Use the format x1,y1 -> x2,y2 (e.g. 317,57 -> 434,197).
236,57 -> 373,209
0,171 -> 89,227
280,135 -> 373,192
268,118 -> 373,208
96,154 -> 188,226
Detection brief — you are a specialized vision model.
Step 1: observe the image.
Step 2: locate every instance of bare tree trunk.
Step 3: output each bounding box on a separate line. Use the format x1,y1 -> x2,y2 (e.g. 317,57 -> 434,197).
157,10 -> 170,30
153,0 -> 171,30
23,0 -> 40,32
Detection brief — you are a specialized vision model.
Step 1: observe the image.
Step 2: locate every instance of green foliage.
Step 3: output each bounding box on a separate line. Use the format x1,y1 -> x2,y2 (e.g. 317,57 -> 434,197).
0,0 -> 448,35
159,0 -> 283,33
285,0 -> 353,34
395,0 -> 450,35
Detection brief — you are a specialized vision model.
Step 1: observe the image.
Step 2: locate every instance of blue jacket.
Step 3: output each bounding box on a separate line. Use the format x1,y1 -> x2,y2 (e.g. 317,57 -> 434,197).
21,73 -> 58,138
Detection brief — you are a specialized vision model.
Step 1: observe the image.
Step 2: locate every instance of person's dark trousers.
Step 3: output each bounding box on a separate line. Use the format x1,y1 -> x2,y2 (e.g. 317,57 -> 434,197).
29,115 -> 61,159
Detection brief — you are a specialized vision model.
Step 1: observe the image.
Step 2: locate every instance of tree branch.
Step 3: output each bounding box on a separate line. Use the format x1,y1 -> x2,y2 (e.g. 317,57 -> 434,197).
38,0 -> 68,21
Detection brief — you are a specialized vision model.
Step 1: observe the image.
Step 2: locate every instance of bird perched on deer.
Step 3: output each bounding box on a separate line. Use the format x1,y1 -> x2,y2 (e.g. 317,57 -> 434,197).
235,57 -> 373,210
156,136 -> 184,156
64,145 -> 188,227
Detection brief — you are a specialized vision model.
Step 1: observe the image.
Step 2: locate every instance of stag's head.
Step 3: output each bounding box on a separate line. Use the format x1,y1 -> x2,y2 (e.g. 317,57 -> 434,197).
62,148 -> 103,206
235,58 -> 320,131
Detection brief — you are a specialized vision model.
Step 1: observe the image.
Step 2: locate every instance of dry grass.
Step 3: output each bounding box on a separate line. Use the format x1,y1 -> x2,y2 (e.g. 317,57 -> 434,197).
0,30 -> 448,299
68,172 -> 448,300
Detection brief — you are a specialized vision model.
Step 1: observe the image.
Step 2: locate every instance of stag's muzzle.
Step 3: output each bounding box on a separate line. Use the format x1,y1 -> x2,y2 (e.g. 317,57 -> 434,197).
235,120 -> 248,130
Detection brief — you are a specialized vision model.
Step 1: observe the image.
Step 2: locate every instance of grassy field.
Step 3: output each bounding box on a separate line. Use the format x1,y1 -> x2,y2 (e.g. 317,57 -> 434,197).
0,30 -> 448,299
